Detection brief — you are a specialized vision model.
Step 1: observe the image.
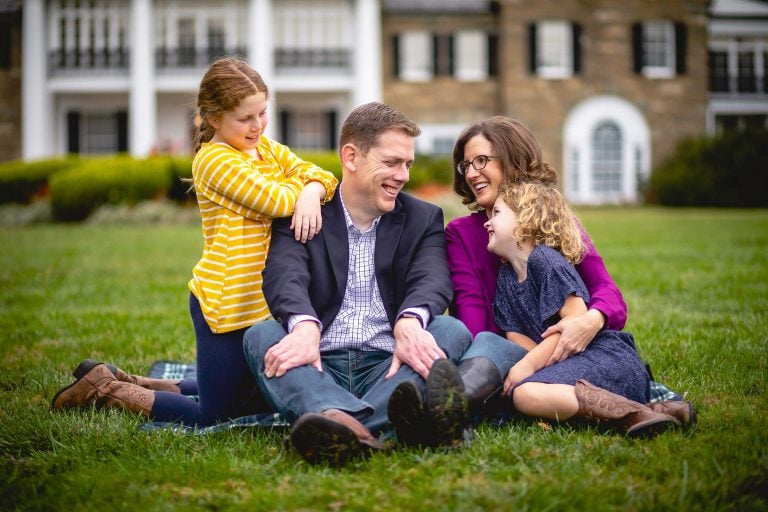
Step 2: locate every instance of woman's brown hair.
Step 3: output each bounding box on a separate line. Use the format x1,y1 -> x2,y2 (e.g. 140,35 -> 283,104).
452,116 -> 557,210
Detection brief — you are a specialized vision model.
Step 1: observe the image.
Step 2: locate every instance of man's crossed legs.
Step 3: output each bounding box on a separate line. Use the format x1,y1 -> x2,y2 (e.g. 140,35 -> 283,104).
243,316 -> 472,465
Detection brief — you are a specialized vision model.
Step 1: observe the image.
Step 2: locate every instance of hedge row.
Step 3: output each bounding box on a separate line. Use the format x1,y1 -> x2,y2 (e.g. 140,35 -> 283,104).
50,156 -> 173,221
0,157 -> 80,204
649,128 -> 768,207
1,151 -> 453,222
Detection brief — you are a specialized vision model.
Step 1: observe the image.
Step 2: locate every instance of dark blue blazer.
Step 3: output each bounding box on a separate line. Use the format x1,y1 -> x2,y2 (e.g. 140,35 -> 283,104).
263,186 -> 453,331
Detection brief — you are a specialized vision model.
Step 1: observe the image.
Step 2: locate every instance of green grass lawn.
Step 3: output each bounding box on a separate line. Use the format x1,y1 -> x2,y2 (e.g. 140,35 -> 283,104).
1,206 -> 767,511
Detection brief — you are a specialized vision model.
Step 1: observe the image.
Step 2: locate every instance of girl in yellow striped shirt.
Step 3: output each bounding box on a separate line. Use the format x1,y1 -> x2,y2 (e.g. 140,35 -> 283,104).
52,57 -> 338,426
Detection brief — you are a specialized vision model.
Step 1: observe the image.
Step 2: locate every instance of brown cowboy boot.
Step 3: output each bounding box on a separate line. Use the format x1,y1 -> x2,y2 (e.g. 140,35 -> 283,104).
51,363 -> 154,416
648,400 -> 696,430
574,379 -> 680,437
74,359 -> 182,393
290,409 -> 385,466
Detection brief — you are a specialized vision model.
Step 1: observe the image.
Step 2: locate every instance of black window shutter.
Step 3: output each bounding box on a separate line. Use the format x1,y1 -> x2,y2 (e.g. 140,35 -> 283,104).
572,22 -> 582,75
674,21 -> 687,75
631,22 -> 643,74
280,110 -> 291,146
488,33 -> 498,77
448,34 -> 455,77
116,110 -> 128,152
0,22 -> 11,70
66,111 -> 80,154
326,110 -> 337,150
528,23 -> 537,74
392,35 -> 400,78
432,33 -> 440,76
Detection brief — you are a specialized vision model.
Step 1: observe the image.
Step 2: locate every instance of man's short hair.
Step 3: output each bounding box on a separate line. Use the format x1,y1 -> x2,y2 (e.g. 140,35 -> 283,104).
339,102 -> 421,156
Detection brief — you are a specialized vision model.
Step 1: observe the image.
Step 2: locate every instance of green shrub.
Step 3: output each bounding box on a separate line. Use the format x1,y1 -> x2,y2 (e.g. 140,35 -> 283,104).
167,155 -> 194,203
650,129 -> 768,207
408,154 -> 453,189
0,157 -> 79,204
294,150 -> 342,180
50,156 -> 171,221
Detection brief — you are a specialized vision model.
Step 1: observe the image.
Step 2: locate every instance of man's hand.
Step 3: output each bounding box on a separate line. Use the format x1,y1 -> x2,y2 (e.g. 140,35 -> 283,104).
541,309 -> 604,366
264,321 -> 322,378
386,317 -> 446,380
290,181 -> 325,243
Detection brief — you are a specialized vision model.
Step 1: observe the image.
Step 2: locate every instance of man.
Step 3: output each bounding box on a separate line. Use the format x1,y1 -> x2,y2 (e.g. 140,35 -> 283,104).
243,102 -> 472,465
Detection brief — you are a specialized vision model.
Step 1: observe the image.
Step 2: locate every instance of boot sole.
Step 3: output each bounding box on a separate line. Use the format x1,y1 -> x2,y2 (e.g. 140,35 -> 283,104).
388,380 -> 427,447
627,416 -> 681,438
290,413 -> 374,466
427,359 -> 469,447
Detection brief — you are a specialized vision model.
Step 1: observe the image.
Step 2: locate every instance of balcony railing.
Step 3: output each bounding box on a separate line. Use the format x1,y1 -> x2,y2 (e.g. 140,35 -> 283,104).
155,47 -> 248,70
48,49 -> 130,76
275,48 -> 351,73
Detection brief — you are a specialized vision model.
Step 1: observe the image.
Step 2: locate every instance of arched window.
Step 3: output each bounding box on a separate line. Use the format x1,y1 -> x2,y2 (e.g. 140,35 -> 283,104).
563,96 -> 650,204
591,121 -> 623,194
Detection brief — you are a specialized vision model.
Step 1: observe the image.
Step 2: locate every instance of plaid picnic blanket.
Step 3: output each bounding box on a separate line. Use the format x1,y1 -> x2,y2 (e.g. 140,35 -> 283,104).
138,360 -> 290,434
139,360 -> 683,434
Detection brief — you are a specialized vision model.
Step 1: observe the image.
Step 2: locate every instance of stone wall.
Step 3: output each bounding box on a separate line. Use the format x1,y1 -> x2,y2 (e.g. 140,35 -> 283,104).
496,0 -> 710,178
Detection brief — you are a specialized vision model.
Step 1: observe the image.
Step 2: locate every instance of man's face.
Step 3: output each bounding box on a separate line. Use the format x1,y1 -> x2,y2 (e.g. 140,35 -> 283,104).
351,129 -> 415,218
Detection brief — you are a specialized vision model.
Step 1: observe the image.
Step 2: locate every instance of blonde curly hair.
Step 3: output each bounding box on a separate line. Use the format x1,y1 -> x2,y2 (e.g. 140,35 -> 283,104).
498,182 -> 587,265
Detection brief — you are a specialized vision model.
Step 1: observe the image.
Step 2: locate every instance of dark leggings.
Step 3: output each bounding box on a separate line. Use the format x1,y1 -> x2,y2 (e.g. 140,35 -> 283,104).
150,293 -> 266,425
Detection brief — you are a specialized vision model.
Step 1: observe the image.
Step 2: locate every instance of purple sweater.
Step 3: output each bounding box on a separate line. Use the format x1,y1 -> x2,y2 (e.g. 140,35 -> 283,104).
446,211 -> 627,337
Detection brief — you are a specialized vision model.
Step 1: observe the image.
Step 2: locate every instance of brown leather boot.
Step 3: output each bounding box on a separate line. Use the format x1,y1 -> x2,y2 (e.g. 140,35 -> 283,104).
290,409 -> 385,466
648,400 -> 696,430
74,359 -> 182,393
51,363 -> 154,416
575,379 -> 680,437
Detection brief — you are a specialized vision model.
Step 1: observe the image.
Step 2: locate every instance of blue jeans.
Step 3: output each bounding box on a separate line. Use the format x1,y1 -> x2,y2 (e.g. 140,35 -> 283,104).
151,293 -> 266,425
243,315 -> 471,435
462,331 -> 529,381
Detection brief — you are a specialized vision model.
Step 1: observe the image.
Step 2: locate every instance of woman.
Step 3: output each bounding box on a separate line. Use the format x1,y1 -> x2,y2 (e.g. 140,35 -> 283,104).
447,116 -> 626,359
445,117 -> 692,430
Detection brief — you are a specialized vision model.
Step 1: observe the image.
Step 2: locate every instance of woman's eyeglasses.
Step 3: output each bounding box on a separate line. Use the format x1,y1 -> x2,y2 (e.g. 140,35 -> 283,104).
456,155 -> 499,175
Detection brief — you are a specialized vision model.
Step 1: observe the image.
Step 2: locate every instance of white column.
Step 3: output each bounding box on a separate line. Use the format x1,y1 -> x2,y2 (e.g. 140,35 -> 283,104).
129,0 -> 156,156
353,0 -> 382,106
248,0 -> 275,139
22,0 -> 54,160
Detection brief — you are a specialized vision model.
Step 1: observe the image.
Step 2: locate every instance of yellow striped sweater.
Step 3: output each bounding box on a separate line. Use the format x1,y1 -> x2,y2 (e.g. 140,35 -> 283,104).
188,138 -> 337,333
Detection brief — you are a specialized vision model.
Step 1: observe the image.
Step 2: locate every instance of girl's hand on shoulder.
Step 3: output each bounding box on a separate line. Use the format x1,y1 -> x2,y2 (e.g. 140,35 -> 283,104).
291,182 -> 326,243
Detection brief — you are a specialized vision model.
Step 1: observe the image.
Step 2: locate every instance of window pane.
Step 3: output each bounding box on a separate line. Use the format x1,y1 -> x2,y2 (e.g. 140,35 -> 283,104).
400,31 -> 432,81
292,112 -> 327,150
537,21 -> 571,78
208,19 -> 226,62
644,23 -> 668,67
737,51 -> 756,92
178,18 -> 196,66
82,113 -> 118,155
455,30 -> 487,81
591,122 -> 622,194
642,21 -> 674,77
708,50 -> 729,92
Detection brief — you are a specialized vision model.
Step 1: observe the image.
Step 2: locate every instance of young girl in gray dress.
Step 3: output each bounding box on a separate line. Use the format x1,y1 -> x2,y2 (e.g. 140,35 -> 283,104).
486,182 -> 691,436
